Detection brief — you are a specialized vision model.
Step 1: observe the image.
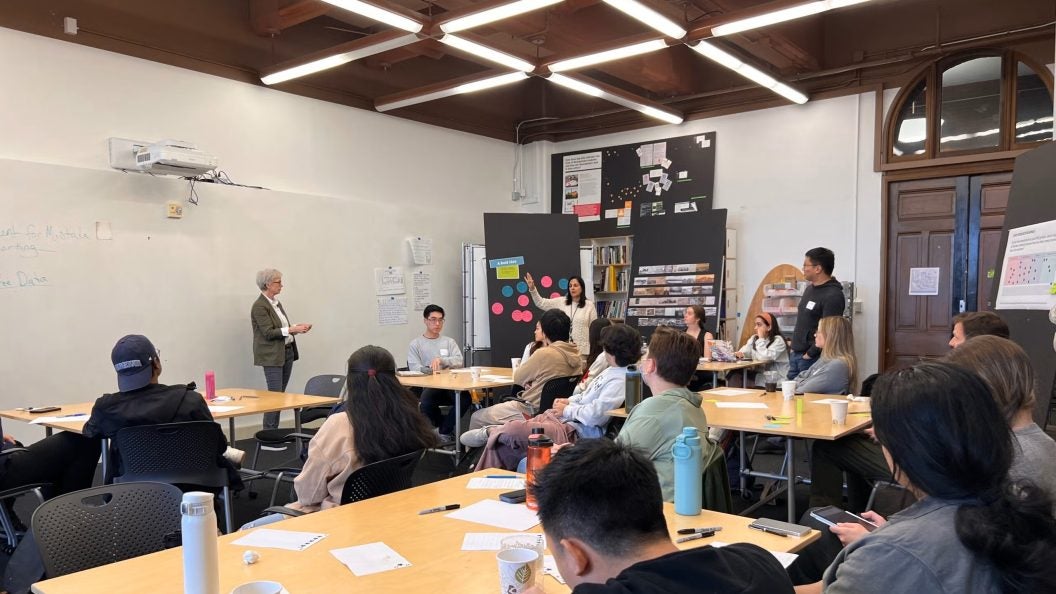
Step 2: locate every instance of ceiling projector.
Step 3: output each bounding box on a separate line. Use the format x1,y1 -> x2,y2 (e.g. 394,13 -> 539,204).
134,139 -> 217,176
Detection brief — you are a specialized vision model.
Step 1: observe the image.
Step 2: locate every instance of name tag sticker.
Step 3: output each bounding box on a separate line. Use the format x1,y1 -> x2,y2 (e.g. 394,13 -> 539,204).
805,301 -> 816,310
440,349 -> 449,357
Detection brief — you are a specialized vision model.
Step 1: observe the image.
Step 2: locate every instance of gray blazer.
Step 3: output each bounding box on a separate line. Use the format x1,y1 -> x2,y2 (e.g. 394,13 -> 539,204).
251,294 -> 299,367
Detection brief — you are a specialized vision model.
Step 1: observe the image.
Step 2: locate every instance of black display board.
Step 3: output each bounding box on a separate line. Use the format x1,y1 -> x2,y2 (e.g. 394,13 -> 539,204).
551,132 -> 716,238
989,142 -> 1056,426
483,213 -> 582,366
627,208 -> 728,342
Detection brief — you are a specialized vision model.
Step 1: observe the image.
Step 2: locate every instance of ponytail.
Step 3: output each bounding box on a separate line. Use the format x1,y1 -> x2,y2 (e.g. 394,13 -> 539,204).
955,480 -> 1056,592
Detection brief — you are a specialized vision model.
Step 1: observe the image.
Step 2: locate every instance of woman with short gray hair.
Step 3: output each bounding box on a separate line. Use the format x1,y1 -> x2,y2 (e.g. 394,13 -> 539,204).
251,268 -> 312,428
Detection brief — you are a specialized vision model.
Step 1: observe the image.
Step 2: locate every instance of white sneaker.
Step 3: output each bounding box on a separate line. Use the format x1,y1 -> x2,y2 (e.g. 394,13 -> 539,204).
259,444 -> 288,452
460,426 -> 492,448
223,446 -> 246,466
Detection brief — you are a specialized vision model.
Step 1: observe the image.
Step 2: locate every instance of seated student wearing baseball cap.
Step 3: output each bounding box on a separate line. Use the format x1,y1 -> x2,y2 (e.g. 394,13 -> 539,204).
524,438 -> 794,594
84,334 -> 238,480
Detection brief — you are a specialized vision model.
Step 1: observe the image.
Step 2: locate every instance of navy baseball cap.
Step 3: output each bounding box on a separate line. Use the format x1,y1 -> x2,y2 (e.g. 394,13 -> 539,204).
111,334 -> 158,392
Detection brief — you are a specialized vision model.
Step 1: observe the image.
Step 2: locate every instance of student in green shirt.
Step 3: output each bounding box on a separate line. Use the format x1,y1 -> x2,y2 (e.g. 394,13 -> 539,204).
617,327 -> 718,502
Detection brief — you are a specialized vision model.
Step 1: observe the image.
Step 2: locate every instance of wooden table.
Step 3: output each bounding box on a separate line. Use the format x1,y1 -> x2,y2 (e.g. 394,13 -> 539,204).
30,470 -> 818,594
697,359 -> 766,386
397,367 -> 515,462
608,388 -> 872,522
0,389 -> 338,478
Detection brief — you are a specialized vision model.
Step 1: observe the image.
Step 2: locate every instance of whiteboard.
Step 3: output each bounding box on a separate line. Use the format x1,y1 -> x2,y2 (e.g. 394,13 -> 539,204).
0,158 -> 480,442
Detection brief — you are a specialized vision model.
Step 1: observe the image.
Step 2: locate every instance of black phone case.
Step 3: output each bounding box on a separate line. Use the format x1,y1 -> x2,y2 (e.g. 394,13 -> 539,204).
499,489 -> 527,503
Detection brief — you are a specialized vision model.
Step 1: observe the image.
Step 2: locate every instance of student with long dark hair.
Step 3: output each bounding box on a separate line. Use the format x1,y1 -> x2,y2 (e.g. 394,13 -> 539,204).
794,362 -> 1056,594
734,312 -> 789,385
683,304 -> 713,359
288,345 -> 437,513
525,273 -> 597,356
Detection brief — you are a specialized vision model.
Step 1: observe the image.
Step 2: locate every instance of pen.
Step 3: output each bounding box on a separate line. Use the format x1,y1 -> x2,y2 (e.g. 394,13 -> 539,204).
239,395 -> 259,399
486,475 -> 518,479
677,527 -> 722,535
749,525 -> 788,538
418,504 -> 460,515
676,531 -> 716,543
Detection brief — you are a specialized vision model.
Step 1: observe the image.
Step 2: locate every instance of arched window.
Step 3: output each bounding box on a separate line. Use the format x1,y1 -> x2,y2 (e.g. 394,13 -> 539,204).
885,51 -> 1053,164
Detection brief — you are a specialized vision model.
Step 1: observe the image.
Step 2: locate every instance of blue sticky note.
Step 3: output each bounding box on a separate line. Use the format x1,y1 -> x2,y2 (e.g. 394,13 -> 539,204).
516,281 -> 528,294
501,285 -> 514,298
558,278 -> 569,290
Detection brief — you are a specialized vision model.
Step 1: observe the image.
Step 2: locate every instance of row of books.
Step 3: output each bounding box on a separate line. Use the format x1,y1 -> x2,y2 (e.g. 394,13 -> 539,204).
594,265 -> 628,293
596,300 -> 627,319
593,245 -> 629,265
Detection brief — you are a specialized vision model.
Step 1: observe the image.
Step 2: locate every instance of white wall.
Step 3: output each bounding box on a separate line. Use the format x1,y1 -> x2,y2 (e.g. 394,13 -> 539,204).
530,93 -> 886,383
0,27 -> 526,441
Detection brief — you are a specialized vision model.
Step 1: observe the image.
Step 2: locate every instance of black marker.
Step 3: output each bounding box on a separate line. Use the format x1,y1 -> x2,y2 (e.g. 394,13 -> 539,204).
677,527 -> 722,535
418,504 -> 460,515
676,531 -> 716,543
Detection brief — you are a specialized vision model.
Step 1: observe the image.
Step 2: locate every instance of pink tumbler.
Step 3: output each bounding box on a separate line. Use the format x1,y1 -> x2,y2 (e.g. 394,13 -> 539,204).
205,371 -> 216,400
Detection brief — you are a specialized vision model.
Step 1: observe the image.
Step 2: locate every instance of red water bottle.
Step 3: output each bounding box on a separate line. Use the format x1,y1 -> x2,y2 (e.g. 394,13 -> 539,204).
525,428 -> 553,511
204,371 -> 216,401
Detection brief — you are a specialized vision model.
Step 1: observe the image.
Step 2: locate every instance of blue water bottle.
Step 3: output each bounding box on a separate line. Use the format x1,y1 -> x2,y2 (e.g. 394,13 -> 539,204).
672,427 -> 703,516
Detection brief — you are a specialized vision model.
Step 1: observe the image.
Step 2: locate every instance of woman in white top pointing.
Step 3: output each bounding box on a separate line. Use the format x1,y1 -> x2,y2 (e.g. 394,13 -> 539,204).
525,272 -> 597,357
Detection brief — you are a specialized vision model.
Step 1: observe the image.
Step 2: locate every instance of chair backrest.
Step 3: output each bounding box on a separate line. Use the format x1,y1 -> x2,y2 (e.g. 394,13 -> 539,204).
537,375 -> 582,412
340,449 -> 424,505
304,374 -> 345,397
113,421 -> 228,488
32,482 -> 183,578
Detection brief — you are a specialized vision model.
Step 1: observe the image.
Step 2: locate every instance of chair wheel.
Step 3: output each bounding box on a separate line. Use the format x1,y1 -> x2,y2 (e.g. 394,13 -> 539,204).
247,491 -> 258,500
0,543 -> 16,555
740,490 -> 754,501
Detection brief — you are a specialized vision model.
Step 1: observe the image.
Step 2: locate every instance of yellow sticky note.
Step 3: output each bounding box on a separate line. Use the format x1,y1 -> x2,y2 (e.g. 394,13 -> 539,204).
496,265 -> 520,280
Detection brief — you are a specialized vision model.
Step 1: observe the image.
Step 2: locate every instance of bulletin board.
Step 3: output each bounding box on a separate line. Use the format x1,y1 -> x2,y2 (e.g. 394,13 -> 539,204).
550,132 -> 717,238
483,213 -> 582,365
627,208 -> 728,342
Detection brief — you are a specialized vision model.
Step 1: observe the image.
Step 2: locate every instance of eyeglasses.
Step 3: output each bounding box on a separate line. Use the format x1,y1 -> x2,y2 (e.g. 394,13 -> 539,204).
426,317 -> 445,324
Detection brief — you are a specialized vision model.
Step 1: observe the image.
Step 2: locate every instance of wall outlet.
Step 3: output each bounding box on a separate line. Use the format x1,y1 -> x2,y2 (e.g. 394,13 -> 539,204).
853,299 -> 863,314
166,201 -> 183,219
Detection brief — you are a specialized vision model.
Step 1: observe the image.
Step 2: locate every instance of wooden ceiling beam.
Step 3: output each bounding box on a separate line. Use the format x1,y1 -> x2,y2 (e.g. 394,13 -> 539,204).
687,0 -> 820,71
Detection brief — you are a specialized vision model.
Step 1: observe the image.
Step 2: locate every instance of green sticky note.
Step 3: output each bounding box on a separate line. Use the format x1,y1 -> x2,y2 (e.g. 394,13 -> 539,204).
706,399 -> 719,403
986,268 -> 995,279
1050,283 -> 1056,295
496,265 -> 520,280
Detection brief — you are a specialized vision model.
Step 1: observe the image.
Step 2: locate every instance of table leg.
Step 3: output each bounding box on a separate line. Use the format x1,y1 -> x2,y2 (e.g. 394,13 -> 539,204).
45,427 -> 53,437
738,431 -> 747,494
744,368 -> 750,387
452,391 -> 462,465
100,437 -> 110,483
228,418 -> 236,446
712,370 -> 719,387
785,437 -> 796,523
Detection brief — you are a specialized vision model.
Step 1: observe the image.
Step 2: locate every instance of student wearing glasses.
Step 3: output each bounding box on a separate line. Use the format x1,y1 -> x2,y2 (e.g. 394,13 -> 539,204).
407,304 -> 464,439
788,248 -> 846,380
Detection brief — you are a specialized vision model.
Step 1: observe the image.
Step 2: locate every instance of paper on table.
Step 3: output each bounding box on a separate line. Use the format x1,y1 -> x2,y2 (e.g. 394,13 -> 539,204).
709,388 -> 759,397
711,541 -> 797,568
330,542 -> 411,576
810,399 -> 847,405
446,499 -> 540,531
467,477 -> 526,490
28,414 -> 88,425
231,529 -> 327,551
396,370 -> 426,377
207,405 -> 243,413
713,402 -> 769,409
480,375 -> 512,382
543,555 -> 567,584
461,532 -> 543,551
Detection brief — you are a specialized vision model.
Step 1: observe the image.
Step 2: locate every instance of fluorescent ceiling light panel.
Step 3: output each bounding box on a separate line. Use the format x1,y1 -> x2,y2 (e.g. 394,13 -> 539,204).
602,0 -> 687,39
376,72 -> 528,112
547,74 -> 683,125
261,34 -> 419,85
691,41 -> 808,104
549,39 -> 669,72
440,0 -> 563,33
711,0 -> 873,37
439,35 -> 535,72
321,0 -> 423,33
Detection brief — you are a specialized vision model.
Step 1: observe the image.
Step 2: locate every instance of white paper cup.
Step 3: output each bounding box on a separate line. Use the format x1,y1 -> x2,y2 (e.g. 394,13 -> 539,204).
231,582 -> 283,594
471,366 -> 482,379
831,400 -> 849,425
781,380 -> 796,400
501,534 -> 544,575
497,548 -> 538,594
510,357 -> 522,371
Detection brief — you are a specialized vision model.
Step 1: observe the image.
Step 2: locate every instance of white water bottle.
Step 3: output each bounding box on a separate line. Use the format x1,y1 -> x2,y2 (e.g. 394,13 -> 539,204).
181,491 -> 220,594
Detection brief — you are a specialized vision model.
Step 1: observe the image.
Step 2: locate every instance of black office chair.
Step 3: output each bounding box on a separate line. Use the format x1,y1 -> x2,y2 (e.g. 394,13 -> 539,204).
262,449 -> 424,518
112,421 -> 238,533
536,375 -> 582,413
248,374 -> 344,469
0,449 -> 48,553
32,481 -> 183,578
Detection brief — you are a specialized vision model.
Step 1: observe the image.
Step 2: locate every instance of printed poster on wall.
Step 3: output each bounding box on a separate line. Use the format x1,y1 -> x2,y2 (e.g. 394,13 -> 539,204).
562,152 -> 602,223
995,219 -> 1056,310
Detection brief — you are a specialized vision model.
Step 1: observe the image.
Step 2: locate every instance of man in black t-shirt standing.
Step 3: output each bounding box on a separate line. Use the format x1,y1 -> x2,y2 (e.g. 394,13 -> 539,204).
788,247 -> 847,380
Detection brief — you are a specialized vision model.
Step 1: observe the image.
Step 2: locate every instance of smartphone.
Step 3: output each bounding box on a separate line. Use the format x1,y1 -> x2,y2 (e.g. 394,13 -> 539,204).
26,406 -> 60,414
748,517 -> 812,537
499,489 -> 527,504
810,506 -> 878,531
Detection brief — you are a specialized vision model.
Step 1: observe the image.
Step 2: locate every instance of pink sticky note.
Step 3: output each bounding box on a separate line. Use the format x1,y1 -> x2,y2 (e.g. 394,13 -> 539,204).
491,302 -> 504,315
521,310 -> 533,323
511,310 -> 523,322
540,276 -> 553,288
517,295 -> 529,307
